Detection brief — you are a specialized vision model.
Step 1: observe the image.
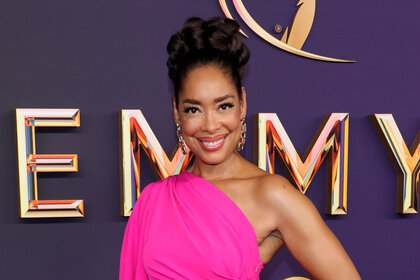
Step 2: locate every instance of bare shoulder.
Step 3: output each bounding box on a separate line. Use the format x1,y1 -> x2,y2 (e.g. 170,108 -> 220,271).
236,159 -> 304,206
257,173 -> 293,190
252,173 -> 361,279
238,159 -> 293,191
254,173 -> 321,228
257,173 -> 307,205
237,159 -> 315,220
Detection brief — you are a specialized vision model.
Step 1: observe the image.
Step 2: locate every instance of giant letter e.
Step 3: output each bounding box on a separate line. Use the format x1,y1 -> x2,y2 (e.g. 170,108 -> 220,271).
15,109 -> 82,218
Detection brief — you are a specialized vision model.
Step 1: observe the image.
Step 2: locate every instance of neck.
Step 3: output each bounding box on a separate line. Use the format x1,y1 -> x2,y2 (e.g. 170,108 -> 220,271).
188,151 -> 244,181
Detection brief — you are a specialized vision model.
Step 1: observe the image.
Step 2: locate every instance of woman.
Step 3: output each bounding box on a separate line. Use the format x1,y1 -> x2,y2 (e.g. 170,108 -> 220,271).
120,17 -> 360,280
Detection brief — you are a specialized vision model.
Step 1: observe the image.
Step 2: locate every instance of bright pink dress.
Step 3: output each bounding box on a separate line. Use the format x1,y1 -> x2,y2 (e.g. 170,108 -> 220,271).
119,171 -> 264,279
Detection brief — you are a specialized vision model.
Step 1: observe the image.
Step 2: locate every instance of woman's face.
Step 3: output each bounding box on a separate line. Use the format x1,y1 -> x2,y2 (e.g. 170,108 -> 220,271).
174,64 -> 246,165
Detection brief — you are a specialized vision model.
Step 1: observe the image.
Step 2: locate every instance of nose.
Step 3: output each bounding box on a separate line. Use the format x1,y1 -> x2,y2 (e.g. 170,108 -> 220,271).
202,111 -> 220,134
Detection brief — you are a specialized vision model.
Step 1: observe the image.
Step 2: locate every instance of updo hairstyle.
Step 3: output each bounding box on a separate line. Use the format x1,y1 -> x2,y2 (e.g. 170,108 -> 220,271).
167,16 -> 250,106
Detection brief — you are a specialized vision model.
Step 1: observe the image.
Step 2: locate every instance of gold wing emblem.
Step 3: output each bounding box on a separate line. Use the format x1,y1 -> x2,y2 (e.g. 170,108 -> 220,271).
219,0 -> 354,62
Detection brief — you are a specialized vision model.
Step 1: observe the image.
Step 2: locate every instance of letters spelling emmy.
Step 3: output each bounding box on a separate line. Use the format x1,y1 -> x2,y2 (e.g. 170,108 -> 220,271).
14,108 -> 420,218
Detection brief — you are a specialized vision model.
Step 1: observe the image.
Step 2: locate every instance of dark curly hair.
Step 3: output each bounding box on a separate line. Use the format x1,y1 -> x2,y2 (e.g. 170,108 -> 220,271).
167,16 -> 250,105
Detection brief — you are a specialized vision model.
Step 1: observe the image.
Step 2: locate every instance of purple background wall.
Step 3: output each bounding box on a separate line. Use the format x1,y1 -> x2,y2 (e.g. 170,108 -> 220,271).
1,0 -> 419,279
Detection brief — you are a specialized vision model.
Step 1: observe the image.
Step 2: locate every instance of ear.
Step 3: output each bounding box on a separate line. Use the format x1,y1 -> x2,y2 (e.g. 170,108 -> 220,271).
172,96 -> 180,124
240,86 -> 247,119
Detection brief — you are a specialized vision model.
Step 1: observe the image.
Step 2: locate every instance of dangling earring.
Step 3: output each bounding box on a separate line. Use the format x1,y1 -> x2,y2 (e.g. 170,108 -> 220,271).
176,122 -> 188,155
237,118 -> 246,151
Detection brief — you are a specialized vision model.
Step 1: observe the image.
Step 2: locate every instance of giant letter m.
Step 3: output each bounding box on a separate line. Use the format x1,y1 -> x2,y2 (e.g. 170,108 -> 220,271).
256,113 -> 349,215
120,110 -> 193,216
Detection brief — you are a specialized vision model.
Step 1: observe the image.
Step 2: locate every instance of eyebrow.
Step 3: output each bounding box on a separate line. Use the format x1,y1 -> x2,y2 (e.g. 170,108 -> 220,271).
182,94 -> 235,105
182,99 -> 200,105
214,94 -> 235,103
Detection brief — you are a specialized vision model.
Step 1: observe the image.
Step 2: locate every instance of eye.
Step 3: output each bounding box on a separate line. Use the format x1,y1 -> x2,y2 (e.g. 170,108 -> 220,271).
183,106 -> 200,114
219,102 -> 234,111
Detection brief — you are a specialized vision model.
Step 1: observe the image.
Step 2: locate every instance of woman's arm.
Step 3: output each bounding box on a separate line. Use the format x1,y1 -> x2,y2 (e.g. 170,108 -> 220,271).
261,175 -> 360,280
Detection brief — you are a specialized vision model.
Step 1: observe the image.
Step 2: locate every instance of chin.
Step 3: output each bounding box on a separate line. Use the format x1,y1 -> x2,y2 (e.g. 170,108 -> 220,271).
193,149 -> 235,166
201,157 -> 226,165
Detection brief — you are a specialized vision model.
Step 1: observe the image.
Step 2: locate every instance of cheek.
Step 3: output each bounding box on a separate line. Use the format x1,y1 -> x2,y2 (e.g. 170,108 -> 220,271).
221,114 -> 242,135
180,119 -> 201,136
228,110 -> 242,129
226,118 -> 240,131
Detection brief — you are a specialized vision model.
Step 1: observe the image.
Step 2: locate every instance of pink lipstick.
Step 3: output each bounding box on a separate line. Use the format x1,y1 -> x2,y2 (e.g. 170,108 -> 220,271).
197,134 -> 227,152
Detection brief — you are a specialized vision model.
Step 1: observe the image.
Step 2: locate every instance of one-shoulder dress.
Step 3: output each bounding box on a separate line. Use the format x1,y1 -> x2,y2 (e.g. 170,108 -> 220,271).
119,171 -> 264,279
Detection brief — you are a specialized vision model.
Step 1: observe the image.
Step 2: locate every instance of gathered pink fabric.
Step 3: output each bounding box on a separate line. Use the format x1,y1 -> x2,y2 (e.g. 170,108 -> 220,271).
119,171 -> 264,279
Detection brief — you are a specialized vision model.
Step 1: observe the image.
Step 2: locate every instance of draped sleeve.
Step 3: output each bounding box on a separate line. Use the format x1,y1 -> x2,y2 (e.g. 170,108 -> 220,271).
119,172 -> 263,280
119,184 -> 153,280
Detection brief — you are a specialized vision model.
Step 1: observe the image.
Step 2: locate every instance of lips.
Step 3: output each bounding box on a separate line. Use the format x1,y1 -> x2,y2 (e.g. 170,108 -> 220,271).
197,134 -> 227,152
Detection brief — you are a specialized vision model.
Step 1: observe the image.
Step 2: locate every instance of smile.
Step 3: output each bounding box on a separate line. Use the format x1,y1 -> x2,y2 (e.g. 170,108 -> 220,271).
198,135 -> 227,151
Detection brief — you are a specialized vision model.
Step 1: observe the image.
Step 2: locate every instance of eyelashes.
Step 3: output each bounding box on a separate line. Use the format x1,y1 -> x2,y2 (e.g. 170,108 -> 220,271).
183,106 -> 199,114
219,102 -> 234,111
182,102 -> 235,114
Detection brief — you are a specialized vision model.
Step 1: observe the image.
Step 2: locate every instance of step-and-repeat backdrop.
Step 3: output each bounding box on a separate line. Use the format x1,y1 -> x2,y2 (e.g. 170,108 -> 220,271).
1,0 -> 419,279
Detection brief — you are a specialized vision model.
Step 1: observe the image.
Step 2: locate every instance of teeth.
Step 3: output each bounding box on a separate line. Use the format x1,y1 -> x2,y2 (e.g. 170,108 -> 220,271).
202,138 -> 224,147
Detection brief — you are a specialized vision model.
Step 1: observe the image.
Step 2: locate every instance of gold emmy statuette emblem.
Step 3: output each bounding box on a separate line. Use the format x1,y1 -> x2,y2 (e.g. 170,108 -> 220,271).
219,0 -> 354,62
